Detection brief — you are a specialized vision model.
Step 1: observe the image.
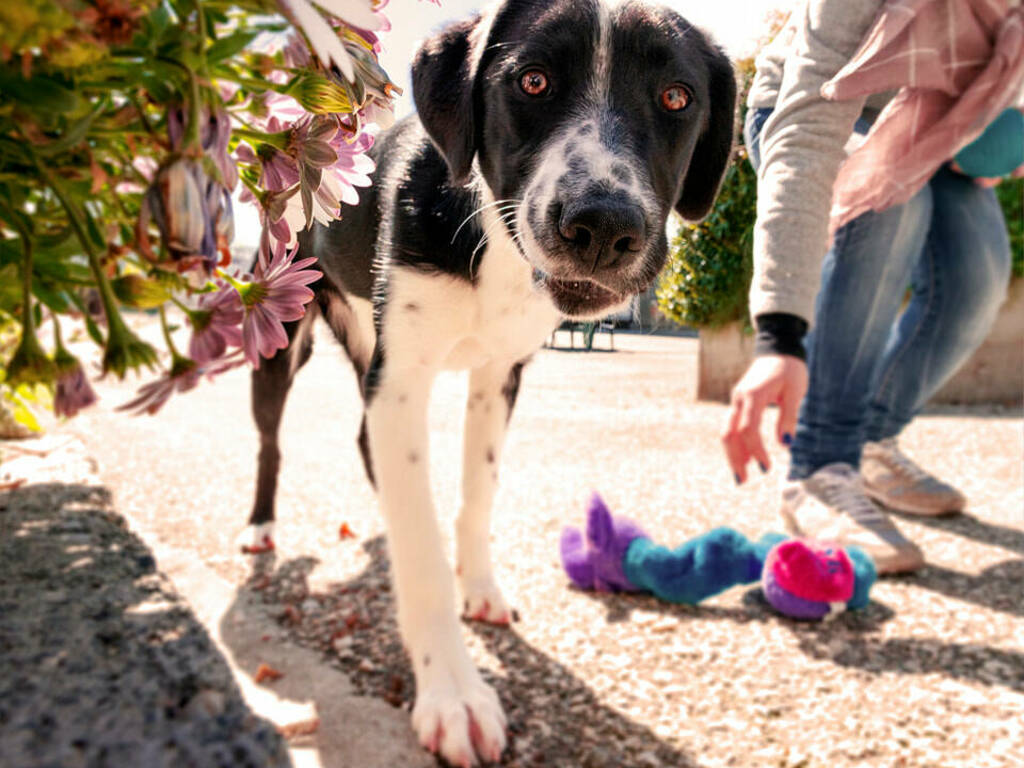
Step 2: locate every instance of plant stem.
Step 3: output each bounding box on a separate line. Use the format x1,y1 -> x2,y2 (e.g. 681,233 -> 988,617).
159,305 -> 184,360
128,92 -> 160,141
1,206 -> 37,342
33,156 -> 128,342
51,312 -> 68,357
155,56 -> 202,150
194,0 -> 210,77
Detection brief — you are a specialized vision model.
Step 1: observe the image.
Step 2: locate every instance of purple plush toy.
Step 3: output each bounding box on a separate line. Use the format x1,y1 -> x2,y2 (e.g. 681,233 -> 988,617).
560,494 -> 876,620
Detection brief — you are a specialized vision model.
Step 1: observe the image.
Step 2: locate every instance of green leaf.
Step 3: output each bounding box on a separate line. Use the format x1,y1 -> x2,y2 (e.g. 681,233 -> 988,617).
32,282 -> 71,314
206,29 -> 260,62
0,70 -> 81,114
34,96 -> 111,157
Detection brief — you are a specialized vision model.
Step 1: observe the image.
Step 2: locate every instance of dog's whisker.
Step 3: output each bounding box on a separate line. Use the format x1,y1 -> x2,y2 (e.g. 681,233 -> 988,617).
468,208 -> 521,277
450,198 -> 523,245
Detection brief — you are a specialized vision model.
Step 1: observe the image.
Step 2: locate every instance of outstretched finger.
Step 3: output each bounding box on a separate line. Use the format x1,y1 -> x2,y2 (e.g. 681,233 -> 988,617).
737,393 -> 770,473
776,388 -> 800,447
722,397 -> 751,484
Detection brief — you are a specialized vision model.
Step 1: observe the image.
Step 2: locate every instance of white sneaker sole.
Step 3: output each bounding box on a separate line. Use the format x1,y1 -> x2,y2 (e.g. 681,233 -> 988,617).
778,505 -> 925,575
863,484 -> 965,517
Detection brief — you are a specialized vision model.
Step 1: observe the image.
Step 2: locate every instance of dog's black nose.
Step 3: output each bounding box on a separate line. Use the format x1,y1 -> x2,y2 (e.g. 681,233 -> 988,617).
558,199 -> 646,272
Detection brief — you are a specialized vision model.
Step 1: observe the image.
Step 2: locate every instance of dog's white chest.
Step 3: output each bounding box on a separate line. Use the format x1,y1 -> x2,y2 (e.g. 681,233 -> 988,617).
440,244 -> 560,369
465,240 -> 560,360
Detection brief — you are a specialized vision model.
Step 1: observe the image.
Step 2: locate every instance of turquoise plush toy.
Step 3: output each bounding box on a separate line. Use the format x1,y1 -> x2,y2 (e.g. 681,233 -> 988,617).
560,494 -> 876,620
954,108 -> 1024,179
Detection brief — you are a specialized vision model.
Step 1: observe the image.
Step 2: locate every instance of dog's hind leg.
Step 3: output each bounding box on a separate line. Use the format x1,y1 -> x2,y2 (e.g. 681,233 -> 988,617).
244,307 -> 317,552
317,287 -> 377,486
456,359 -> 527,625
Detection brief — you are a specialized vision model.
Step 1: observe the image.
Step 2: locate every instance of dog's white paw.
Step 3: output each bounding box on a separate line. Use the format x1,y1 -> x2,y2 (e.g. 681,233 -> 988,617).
458,571 -> 512,625
237,522 -> 275,554
411,658 -> 507,767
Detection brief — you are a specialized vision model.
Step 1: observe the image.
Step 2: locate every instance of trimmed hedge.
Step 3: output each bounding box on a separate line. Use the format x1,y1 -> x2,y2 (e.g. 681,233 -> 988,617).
997,179 -> 1023,278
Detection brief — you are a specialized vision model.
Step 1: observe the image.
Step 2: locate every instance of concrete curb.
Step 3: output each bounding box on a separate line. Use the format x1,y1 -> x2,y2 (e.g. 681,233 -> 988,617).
0,438 -> 292,768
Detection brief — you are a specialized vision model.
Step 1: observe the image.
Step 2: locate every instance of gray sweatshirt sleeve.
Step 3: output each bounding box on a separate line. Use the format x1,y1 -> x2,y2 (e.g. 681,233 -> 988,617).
749,0 -> 883,325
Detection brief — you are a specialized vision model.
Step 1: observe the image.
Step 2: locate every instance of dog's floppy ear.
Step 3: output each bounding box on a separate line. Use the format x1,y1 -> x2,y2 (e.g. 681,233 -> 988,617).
412,16 -> 482,185
675,45 -> 737,221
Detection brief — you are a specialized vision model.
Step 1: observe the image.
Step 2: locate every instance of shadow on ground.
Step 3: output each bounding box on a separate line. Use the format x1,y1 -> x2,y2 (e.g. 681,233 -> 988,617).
0,483 -> 290,768
892,508 -> 1024,556
578,572 -> 1024,694
220,536 -> 702,768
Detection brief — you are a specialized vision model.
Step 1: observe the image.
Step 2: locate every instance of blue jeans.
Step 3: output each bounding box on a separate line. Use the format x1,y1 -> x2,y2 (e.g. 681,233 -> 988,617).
745,107 -> 1011,480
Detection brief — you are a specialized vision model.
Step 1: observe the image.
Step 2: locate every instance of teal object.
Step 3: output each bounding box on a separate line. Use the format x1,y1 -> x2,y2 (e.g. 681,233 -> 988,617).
844,546 -> 876,610
622,529 -> 786,605
954,109 -> 1024,179
622,529 -> 877,610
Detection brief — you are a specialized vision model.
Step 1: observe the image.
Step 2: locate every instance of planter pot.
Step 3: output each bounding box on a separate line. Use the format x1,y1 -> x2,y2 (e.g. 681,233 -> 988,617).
697,321 -> 754,402
931,276 -> 1024,406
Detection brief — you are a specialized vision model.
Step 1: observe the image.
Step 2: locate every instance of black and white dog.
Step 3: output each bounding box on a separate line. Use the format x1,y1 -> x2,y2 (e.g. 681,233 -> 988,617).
247,0 -> 734,763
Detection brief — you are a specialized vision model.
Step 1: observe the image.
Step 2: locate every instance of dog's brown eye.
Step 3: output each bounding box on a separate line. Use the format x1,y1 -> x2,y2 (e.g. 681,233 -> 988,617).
661,85 -> 691,111
520,70 -> 549,96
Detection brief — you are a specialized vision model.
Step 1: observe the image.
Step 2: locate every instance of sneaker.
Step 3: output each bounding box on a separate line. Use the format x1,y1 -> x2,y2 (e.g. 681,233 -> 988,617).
861,438 -> 966,516
781,463 -> 925,574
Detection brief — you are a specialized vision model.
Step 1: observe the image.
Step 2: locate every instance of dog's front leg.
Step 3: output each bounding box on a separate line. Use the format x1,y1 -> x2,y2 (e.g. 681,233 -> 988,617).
365,358 -> 506,766
457,360 -> 525,625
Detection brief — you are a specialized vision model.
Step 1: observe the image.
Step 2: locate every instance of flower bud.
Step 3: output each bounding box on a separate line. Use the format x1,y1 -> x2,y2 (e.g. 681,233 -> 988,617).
289,72 -> 353,115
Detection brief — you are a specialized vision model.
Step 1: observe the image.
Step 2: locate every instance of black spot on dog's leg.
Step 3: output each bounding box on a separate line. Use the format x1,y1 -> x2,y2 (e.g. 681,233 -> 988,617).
362,344 -> 386,405
501,360 -> 526,422
357,414 -> 376,488
404,302 -> 420,312
486,447 -> 495,464
408,451 -> 419,463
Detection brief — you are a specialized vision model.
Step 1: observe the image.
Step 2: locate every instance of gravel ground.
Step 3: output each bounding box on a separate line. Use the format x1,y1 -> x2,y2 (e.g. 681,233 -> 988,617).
64,325 -> 1024,768
0,438 -> 291,768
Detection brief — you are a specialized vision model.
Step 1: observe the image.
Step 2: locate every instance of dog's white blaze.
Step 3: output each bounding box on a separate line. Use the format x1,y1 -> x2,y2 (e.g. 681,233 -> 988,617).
591,2 -> 613,99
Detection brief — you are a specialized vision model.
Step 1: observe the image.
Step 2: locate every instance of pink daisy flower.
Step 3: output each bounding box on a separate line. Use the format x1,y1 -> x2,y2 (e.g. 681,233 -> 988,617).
189,286 -> 244,364
117,356 -> 201,416
239,247 -> 322,368
117,352 -> 247,416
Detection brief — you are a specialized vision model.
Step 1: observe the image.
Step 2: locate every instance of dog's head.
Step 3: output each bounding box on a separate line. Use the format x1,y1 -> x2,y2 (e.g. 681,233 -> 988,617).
413,0 -> 736,319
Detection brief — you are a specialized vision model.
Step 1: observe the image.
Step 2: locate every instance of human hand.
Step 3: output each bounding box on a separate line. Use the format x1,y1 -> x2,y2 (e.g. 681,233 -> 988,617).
722,354 -> 808,483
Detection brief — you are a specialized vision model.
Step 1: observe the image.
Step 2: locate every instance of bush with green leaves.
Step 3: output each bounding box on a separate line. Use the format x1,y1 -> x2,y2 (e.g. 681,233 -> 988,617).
656,146 -> 756,329
656,58 -> 756,330
996,178 -> 1022,277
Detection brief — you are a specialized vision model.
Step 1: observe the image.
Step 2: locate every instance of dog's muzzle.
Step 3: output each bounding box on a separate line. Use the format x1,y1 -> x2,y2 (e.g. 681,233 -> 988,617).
524,187 -> 651,318
557,195 -> 647,274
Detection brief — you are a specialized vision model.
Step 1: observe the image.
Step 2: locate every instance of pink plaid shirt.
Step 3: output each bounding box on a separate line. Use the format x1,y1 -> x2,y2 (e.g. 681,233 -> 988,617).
822,0 -> 1024,231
